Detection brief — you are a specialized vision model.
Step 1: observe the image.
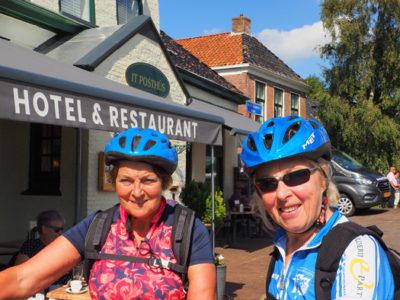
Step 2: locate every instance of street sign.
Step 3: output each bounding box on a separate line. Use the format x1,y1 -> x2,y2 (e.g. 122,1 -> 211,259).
245,100 -> 262,115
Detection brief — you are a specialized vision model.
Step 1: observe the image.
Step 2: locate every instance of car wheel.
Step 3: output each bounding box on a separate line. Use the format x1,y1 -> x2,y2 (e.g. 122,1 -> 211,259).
337,194 -> 355,217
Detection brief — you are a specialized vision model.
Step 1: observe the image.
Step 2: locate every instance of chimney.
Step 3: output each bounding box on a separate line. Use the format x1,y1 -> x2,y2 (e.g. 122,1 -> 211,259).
232,14 -> 251,34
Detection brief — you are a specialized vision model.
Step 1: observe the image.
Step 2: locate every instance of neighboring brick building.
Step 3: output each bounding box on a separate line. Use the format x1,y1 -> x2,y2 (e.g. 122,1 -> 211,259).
177,15 -> 309,122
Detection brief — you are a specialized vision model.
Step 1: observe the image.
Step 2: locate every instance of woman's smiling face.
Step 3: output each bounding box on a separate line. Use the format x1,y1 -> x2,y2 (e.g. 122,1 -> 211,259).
255,158 -> 327,234
115,160 -> 163,221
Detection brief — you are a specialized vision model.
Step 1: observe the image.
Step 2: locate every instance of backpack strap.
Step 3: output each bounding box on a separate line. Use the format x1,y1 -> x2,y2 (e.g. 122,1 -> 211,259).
315,222 -> 384,299
83,203 -> 195,282
367,225 -> 400,300
265,247 -> 278,300
172,204 -> 196,288
83,205 -> 118,280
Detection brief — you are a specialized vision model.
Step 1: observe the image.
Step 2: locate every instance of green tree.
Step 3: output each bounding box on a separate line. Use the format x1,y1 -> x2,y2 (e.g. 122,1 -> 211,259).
306,76 -> 400,172
311,1 -> 400,171
320,0 -> 400,118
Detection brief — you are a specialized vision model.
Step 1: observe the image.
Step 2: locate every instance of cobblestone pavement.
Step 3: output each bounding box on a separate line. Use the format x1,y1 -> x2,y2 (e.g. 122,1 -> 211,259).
215,208 -> 400,300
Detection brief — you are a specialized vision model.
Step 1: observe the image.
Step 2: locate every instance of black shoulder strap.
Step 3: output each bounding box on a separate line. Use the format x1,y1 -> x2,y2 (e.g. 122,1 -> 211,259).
83,205 -> 117,280
172,204 -> 196,286
83,203 -> 196,282
366,226 -> 400,300
265,247 -> 278,300
315,222 -> 385,300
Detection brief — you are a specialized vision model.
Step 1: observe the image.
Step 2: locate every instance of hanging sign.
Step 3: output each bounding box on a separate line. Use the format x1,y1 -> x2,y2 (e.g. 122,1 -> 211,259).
125,63 -> 170,98
245,100 -> 262,115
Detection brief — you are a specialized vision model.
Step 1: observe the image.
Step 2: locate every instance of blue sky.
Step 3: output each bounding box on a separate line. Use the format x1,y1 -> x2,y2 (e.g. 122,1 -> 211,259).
159,0 -> 330,79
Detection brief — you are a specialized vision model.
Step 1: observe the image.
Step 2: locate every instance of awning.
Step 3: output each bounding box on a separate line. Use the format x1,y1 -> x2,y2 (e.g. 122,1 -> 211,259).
0,40 -> 223,145
188,98 -> 260,139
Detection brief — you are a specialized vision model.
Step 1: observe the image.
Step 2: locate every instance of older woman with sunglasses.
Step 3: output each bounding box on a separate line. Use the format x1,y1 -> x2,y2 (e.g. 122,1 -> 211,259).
13,210 -> 71,286
14,210 -> 65,265
0,128 -> 216,300
241,116 -> 394,299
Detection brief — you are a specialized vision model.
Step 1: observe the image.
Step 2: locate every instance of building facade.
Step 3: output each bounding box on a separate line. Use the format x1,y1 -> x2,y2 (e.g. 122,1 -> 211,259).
177,15 -> 309,122
0,0 -> 257,256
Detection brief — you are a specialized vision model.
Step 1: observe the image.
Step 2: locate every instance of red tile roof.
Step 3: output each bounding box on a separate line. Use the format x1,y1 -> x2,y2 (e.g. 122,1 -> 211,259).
177,33 -> 244,67
161,31 -> 244,95
177,33 -> 303,82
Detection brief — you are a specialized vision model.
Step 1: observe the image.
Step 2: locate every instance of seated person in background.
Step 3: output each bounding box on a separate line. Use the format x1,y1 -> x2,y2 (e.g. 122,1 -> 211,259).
228,184 -> 250,210
14,210 -> 71,286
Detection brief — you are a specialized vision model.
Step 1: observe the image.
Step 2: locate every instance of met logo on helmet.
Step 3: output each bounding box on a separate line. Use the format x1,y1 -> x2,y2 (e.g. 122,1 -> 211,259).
302,133 -> 315,150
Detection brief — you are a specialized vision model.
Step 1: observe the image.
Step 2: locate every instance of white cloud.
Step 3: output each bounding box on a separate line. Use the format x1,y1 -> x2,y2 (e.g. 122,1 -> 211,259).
202,28 -> 223,35
256,21 -> 331,63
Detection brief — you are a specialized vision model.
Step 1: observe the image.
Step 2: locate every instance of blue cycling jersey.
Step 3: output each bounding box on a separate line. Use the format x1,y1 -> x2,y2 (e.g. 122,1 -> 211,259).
268,209 -> 394,299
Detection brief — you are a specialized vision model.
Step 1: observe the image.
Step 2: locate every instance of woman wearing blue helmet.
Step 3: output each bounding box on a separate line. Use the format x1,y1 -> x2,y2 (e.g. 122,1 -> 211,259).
0,128 -> 216,300
241,116 -> 394,299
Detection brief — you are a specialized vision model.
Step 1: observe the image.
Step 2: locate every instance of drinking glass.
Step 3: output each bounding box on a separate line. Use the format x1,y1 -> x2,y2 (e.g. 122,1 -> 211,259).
72,263 -> 84,281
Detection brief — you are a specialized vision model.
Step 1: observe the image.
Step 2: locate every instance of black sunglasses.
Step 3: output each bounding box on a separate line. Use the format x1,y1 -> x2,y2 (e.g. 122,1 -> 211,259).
45,224 -> 64,233
255,167 -> 319,193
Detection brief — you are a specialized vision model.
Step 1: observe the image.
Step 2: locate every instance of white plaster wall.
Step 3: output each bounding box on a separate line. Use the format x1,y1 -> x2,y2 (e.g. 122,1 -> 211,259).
143,0 -> 159,32
191,143 -> 206,182
86,130 -> 118,214
186,85 -> 238,111
223,129 -> 239,202
94,34 -> 186,105
30,0 -> 58,12
95,0 -> 117,27
0,120 -> 77,244
95,0 -> 160,30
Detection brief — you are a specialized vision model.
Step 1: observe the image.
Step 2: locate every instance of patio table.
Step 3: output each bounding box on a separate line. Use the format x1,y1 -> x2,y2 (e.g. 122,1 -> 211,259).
46,286 -> 91,300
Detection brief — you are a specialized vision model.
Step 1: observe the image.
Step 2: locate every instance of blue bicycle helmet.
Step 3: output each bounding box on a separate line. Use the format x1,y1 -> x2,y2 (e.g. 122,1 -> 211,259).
104,128 -> 178,175
241,116 -> 331,175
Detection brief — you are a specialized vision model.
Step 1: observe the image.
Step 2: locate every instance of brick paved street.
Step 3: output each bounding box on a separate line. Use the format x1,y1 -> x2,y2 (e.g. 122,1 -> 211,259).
215,208 -> 400,300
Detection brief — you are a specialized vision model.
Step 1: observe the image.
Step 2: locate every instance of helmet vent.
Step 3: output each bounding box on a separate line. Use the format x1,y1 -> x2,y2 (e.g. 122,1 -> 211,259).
266,121 -> 274,127
283,122 -> 301,144
143,139 -> 156,151
263,134 -> 273,150
168,142 -> 173,149
309,120 -> 318,129
119,136 -> 126,149
288,115 -> 297,121
247,136 -> 257,152
132,135 -> 142,151
161,138 -> 167,143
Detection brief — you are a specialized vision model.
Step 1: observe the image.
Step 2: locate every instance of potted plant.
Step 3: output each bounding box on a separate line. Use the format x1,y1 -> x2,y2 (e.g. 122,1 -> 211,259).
180,180 -> 210,220
203,189 -> 226,228
215,253 -> 227,300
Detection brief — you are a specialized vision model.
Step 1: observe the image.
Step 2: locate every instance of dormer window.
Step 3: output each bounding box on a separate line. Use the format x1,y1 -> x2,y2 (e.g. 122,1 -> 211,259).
117,0 -> 143,24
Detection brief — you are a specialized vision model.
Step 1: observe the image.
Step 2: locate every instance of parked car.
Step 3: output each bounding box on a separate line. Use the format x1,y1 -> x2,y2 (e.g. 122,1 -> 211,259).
330,149 -> 391,216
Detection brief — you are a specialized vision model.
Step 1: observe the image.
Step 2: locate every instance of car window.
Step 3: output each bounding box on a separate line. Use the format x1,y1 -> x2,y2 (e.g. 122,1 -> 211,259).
332,150 -> 363,171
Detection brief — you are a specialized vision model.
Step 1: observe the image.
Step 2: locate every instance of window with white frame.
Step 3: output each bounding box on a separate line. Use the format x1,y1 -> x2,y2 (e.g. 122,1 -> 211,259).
255,81 -> 265,123
291,93 -> 299,115
117,0 -> 143,24
274,88 -> 283,117
60,0 -> 94,24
